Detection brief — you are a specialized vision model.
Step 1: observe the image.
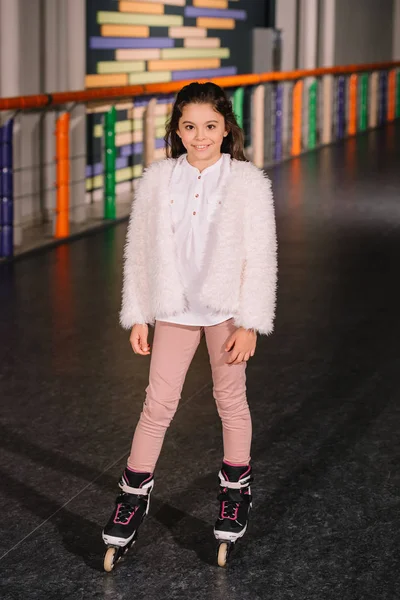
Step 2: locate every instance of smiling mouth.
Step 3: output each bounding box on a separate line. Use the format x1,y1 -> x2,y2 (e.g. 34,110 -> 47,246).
193,144 -> 211,150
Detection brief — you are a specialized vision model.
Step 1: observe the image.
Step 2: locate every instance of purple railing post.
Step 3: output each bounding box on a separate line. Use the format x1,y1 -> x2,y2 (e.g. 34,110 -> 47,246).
336,76 -> 346,139
0,119 -> 14,258
378,71 -> 388,125
274,84 -> 283,161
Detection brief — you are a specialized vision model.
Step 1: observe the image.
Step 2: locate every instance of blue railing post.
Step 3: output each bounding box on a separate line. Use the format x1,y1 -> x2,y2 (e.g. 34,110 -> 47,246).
378,71 -> 388,125
274,84 -> 283,161
336,76 -> 346,139
0,119 -> 14,258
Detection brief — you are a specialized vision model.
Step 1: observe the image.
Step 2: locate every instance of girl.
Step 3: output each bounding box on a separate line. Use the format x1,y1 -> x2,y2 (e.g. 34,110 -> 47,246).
102,82 -> 277,569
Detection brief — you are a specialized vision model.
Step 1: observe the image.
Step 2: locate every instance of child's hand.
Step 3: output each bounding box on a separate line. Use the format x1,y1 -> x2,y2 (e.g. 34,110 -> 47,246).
130,324 -> 151,355
225,328 -> 257,365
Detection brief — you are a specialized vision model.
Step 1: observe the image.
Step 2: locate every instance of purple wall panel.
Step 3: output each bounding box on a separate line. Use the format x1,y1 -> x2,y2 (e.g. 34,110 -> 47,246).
171,66 -> 237,81
184,7 -> 247,20
90,37 -> 174,50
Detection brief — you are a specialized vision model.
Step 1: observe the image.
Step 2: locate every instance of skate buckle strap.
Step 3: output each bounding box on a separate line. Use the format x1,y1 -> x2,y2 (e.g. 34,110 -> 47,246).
119,479 -> 154,496
218,470 -> 252,490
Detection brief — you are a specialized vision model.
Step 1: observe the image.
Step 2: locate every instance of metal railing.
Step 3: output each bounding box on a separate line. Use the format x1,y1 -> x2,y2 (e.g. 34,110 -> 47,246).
0,60 -> 399,259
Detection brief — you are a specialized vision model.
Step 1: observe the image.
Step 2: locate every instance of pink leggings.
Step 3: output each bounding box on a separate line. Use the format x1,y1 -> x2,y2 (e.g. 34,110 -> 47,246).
128,318 -> 252,472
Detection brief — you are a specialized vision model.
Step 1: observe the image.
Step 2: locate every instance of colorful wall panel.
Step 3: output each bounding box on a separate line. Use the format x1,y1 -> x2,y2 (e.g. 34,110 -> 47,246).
86,0 -> 269,190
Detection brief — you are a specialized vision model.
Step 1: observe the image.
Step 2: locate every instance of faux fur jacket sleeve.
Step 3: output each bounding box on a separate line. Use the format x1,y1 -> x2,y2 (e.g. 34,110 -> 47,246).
237,164 -> 277,334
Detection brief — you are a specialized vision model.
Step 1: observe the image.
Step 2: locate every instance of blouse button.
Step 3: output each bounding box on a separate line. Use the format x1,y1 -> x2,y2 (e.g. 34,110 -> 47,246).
193,211 -> 197,216
198,175 -> 201,180
170,200 -> 174,204
195,194 -> 199,198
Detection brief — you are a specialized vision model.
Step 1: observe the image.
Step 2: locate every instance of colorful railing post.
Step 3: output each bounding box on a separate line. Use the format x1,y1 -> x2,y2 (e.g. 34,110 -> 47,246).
308,80 -> 317,149
378,71 -> 388,125
144,98 -> 157,168
55,113 -> 70,238
104,106 -> 116,220
322,75 -> 333,145
348,74 -> 358,135
359,74 -> 368,131
0,119 -> 14,257
396,71 -> 400,118
336,76 -> 346,139
252,85 -> 265,169
387,70 -> 396,121
232,87 -> 245,129
369,72 -> 379,128
291,80 -> 303,156
274,84 -> 283,161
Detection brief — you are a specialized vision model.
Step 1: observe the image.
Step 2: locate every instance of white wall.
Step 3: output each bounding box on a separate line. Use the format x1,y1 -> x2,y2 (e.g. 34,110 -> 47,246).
0,0 -> 86,245
334,0 -> 394,65
394,0 -> 400,59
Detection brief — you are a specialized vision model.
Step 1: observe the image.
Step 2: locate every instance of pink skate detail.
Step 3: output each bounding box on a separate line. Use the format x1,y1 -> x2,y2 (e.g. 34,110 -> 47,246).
113,503 -> 138,525
239,466 -> 251,479
221,501 -> 239,521
124,469 -> 153,488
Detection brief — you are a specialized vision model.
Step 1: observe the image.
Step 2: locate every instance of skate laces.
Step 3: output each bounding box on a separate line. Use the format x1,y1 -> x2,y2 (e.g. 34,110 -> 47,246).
113,493 -> 141,525
219,488 -> 244,521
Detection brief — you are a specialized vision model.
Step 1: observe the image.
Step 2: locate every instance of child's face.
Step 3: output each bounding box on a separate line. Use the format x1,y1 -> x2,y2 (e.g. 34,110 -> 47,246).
177,102 -> 228,165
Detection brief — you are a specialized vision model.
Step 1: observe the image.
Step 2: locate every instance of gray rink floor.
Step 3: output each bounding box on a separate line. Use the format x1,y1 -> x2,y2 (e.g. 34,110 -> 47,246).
0,123 -> 400,599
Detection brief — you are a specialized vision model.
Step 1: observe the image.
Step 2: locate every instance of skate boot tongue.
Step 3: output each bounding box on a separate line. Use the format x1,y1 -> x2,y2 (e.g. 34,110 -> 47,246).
122,468 -> 153,489
221,462 -> 251,483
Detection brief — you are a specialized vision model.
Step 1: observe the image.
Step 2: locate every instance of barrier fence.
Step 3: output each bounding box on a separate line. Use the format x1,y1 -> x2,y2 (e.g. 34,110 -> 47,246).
0,61 -> 399,258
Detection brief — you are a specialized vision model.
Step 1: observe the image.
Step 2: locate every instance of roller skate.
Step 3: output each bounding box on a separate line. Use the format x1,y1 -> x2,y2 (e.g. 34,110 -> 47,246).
102,468 -> 154,572
214,462 -> 253,567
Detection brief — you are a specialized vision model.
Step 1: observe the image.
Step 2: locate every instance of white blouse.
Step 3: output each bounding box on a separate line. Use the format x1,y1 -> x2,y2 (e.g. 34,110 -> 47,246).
160,152 -> 233,326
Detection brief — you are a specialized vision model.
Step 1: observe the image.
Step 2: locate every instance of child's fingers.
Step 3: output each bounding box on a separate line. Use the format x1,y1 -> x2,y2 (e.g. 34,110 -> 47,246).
139,335 -> 151,355
225,335 -> 236,352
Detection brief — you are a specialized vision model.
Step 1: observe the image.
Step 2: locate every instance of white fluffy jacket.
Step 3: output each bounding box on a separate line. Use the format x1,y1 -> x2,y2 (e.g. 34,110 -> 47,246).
120,157 -> 277,335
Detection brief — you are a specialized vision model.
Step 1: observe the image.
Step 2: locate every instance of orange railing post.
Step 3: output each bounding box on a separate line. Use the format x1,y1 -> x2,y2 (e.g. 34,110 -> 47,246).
291,80 -> 303,156
55,113 -> 70,238
388,69 -> 396,121
348,74 -> 358,135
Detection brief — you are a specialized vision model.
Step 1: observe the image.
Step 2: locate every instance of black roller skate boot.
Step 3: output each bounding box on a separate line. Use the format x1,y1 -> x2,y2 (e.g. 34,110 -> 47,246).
214,462 -> 253,567
102,468 -> 154,572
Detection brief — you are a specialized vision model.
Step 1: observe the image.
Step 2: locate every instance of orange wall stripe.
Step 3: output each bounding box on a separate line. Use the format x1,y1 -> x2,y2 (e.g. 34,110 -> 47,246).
196,17 -> 235,29
388,69 -> 396,121
85,74 -> 128,88
193,0 -> 228,8
148,58 -> 221,71
101,24 -> 149,37
348,74 -> 358,135
119,1 -> 164,14
291,80 -> 303,156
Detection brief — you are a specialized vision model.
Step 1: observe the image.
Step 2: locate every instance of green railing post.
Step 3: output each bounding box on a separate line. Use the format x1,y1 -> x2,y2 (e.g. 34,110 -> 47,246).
104,106 -> 117,220
359,74 -> 368,131
232,87 -> 245,128
308,80 -> 317,149
396,72 -> 400,118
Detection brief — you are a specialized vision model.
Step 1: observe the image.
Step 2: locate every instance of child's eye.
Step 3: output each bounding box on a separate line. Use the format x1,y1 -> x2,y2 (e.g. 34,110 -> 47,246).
207,124 -> 216,130
185,125 -> 194,130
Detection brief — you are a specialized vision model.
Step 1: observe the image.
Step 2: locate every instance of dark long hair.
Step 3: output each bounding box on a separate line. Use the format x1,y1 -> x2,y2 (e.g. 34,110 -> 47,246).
164,82 -> 246,161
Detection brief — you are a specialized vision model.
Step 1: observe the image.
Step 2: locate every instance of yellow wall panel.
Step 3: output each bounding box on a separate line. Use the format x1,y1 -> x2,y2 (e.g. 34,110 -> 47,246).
161,48 -> 229,59
184,38 -> 221,48
169,26 -> 207,38
116,49 -> 161,60
148,58 -> 220,71
119,1 -> 164,15
193,0 -> 228,8
97,11 -> 183,26
196,17 -> 235,29
98,61 -> 146,74
128,71 -> 172,84
101,24 -> 149,37
85,73 -> 128,88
